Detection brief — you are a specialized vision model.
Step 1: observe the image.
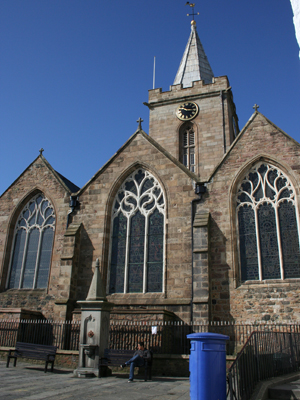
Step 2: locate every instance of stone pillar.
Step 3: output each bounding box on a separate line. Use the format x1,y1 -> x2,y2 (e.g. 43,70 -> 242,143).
54,223 -> 82,320
74,259 -> 114,378
192,210 -> 210,323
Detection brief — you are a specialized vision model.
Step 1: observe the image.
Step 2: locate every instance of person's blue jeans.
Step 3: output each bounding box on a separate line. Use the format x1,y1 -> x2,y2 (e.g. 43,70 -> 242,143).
125,354 -> 145,380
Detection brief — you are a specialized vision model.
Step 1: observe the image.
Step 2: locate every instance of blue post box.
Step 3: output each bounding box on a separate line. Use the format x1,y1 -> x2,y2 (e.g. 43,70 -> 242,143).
187,332 -> 229,400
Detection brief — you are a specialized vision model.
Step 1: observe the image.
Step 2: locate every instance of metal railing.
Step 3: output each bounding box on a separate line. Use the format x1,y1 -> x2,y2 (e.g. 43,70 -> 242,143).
227,331 -> 300,400
1,319 -> 300,356
0,319 -> 80,351
109,320 -> 300,355
110,320 -> 197,354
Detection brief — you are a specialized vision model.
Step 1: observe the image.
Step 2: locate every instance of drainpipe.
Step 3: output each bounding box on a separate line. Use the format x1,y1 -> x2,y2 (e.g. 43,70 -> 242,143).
66,195 -> 79,228
190,184 -> 207,324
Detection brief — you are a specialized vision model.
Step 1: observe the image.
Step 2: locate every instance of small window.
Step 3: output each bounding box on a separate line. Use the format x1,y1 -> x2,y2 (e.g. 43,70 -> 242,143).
232,116 -> 238,138
7,193 -> 55,289
237,163 -> 300,281
180,123 -> 196,172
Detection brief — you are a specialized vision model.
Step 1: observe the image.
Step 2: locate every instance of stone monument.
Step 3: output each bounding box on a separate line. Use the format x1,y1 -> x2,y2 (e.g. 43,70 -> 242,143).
74,259 -> 114,377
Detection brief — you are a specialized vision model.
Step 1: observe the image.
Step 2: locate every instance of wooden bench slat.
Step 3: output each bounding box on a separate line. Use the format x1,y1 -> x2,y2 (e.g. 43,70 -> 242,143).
6,342 -> 57,373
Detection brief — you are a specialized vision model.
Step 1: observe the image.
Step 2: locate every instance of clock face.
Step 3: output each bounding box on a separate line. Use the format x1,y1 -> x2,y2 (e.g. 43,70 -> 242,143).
176,102 -> 199,121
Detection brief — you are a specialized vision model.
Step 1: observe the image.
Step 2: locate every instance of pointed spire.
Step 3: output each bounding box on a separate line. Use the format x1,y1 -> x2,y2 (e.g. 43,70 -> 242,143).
173,21 -> 214,88
86,259 -> 106,301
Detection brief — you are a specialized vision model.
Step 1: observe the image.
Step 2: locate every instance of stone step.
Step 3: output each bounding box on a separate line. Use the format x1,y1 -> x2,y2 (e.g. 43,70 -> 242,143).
269,380 -> 300,399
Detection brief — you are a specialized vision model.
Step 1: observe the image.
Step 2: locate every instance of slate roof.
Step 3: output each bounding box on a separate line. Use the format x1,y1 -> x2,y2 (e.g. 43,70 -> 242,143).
77,127 -> 200,195
173,21 -> 214,87
55,171 -> 80,193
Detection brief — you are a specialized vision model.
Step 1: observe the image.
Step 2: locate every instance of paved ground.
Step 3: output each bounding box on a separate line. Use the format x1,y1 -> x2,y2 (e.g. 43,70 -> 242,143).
248,371 -> 300,400
1,361 -> 190,400
269,379 -> 300,399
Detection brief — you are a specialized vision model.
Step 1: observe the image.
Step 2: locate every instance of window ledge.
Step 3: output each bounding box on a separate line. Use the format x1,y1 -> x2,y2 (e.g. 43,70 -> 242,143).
239,278 -> 300,288
107,294 -> 191,306
3,288 -> 47,292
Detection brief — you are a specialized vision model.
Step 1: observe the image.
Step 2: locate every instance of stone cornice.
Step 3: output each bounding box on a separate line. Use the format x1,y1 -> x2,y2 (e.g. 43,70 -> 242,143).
147,89 -> 222,108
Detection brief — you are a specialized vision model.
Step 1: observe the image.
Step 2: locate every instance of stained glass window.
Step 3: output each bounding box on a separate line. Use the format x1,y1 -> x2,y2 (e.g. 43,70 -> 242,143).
8,193 -> 55,289
238,205 -> 258,281
147,209 -> 164,292
237,163 -> 300,281
109,214 -> 127,293
109,169 -> 165,293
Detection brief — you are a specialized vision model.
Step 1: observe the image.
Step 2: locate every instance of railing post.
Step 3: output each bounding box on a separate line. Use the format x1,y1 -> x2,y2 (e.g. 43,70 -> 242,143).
254,333 -> 260,382
289,332 -> 296,370
227,370 -> 234,400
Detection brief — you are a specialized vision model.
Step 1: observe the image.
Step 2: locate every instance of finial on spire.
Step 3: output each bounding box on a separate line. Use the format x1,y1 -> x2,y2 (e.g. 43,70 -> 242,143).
253,104 -> 259,112
39,148 -> 44,155
174,3 -> 214,87
185,2 -> 199,23
137,117 -> 143,130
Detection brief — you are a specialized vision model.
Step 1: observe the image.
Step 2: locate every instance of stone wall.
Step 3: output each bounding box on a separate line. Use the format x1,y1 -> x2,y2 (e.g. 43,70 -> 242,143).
0,308 -> 44,320
71,132 -> 198,323
148,77 -> 237,182
203,113 -> 300,322
0,156 -> 72,320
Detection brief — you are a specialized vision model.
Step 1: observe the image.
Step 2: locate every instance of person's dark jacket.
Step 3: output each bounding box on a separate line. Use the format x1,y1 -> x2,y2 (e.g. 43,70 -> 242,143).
133,348 -> 151,363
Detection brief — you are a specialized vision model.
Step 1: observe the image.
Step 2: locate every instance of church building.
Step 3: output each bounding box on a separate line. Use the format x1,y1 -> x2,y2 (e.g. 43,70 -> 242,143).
1,19 -> 300,324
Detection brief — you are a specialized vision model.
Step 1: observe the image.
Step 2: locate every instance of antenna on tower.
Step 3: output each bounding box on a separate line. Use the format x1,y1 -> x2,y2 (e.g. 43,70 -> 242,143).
153,56 -> 156,89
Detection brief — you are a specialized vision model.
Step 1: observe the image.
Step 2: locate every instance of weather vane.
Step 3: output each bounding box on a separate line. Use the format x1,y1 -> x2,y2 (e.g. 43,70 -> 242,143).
185,2 -> 199,20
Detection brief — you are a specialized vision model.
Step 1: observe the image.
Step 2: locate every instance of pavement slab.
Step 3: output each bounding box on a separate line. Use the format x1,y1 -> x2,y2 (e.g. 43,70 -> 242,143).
269,379 -> 300,400
0,361 -> 190,400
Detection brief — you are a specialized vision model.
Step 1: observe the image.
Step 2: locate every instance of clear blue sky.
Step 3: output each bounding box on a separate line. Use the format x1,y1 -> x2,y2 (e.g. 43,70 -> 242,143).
1,0 -> 299,195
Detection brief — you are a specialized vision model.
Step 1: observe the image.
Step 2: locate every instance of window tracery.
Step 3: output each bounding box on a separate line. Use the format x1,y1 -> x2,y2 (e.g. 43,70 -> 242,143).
109,169 -> 165,293
7,193 -> 55,289
237,163 -> 300,281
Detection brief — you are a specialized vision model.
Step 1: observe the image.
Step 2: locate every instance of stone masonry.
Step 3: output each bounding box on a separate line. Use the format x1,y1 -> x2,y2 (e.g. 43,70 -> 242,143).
0,156 -> 75,319
203,112 -> 300,322
148,77 -> 238,182
1,19 -> 300,328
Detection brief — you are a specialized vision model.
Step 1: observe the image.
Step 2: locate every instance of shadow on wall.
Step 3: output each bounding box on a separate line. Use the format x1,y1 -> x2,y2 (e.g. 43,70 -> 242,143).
209,218 -> 236,353
75,225 -> 95,303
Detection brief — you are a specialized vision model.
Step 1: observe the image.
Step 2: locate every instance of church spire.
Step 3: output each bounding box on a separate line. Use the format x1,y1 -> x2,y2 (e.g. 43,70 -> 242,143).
173,20 -> 214,88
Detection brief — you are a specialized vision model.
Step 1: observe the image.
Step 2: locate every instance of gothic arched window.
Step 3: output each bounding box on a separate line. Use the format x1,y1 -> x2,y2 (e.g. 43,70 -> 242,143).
7,193 -> 55,289
237,163 -> 300,281
180,123 -> 196,172
109,169 -> 165,293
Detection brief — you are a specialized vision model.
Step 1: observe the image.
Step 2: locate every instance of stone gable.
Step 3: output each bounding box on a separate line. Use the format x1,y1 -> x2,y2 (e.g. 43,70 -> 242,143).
203,113 -> 300,322
0,156 -> 72,319
68,132 -> 198,322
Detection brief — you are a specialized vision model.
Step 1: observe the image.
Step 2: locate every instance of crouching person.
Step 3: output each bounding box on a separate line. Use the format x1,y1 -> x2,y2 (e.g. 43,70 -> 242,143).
121,342 -> 151,382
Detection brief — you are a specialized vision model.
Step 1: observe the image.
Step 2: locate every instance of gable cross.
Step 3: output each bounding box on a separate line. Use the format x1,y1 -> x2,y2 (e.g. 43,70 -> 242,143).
253,104 -> 259,112
137,117 -> 143,130
39,148 -> 44,155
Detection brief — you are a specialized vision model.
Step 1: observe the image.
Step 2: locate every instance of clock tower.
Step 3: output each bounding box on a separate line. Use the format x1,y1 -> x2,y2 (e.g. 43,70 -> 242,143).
146,20 -> 239,181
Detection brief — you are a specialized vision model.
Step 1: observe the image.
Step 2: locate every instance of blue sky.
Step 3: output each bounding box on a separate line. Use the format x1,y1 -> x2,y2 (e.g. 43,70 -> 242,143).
1,0 -> 299,195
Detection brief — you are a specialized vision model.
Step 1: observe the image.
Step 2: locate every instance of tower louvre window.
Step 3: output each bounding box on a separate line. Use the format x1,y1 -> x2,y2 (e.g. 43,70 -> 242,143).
109,169 -> 165,294
236,163 -> 300,281
181,123 -> 196,173
7,193 -> 55,289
